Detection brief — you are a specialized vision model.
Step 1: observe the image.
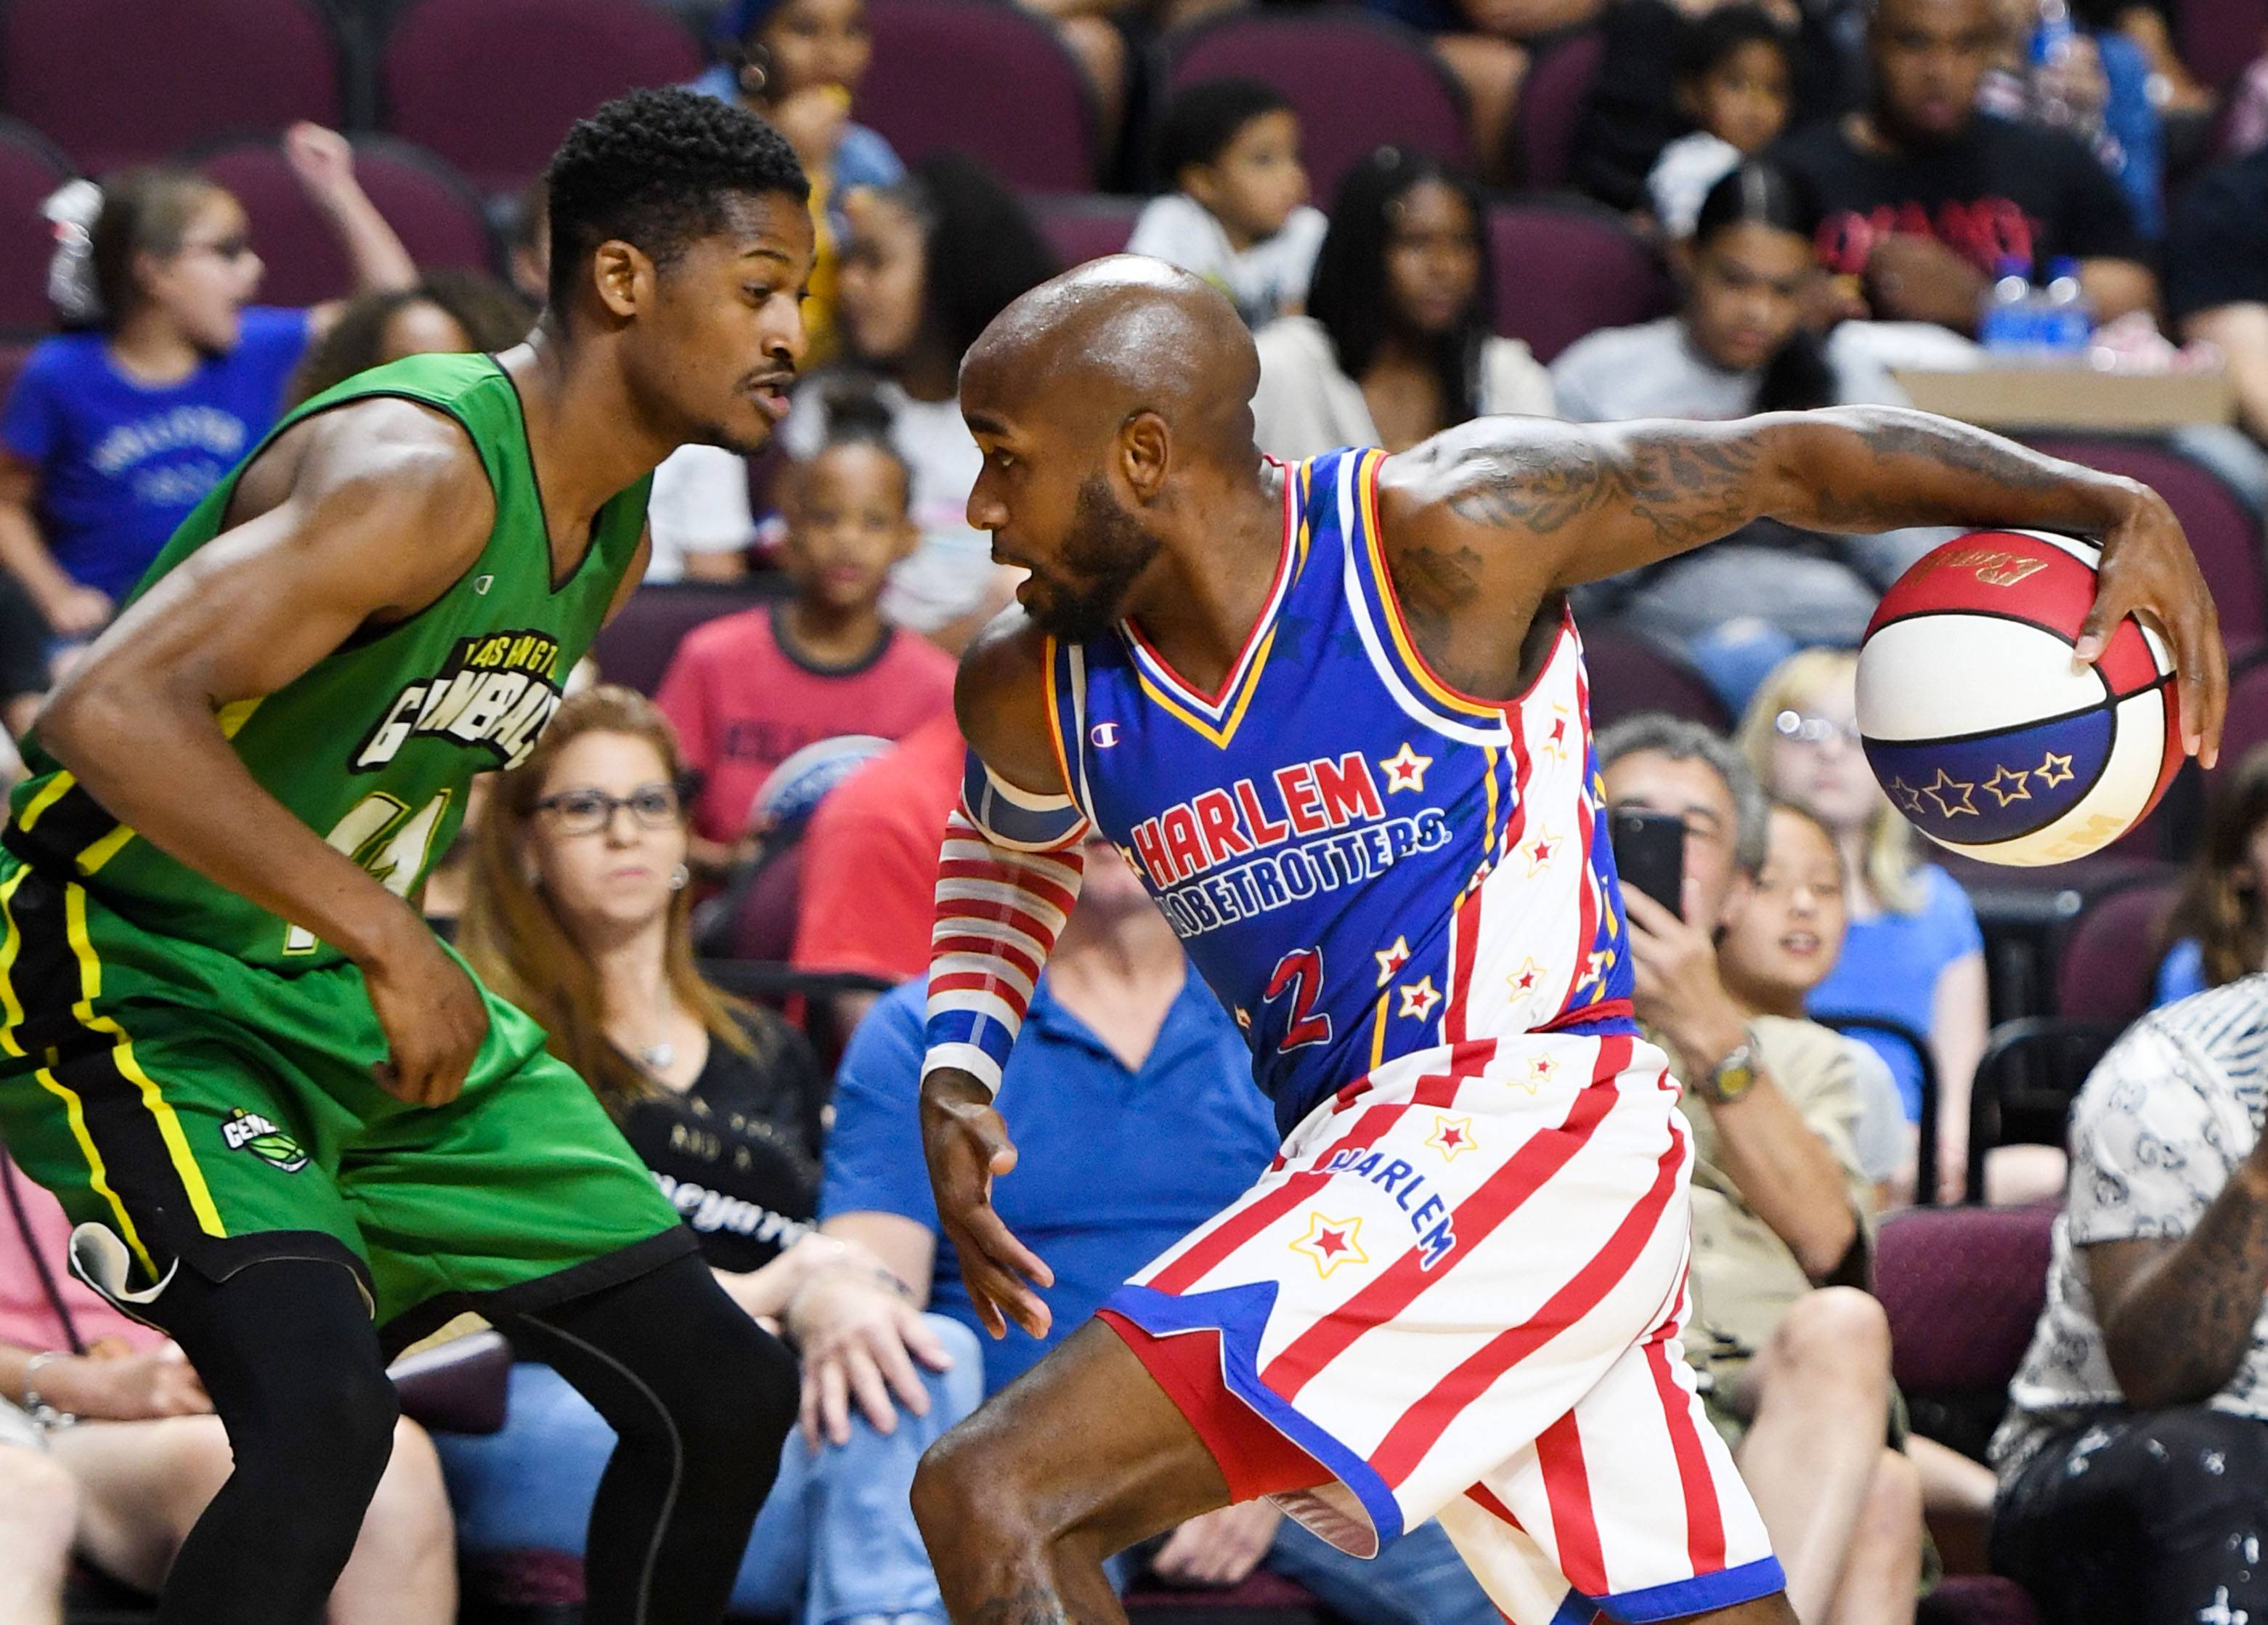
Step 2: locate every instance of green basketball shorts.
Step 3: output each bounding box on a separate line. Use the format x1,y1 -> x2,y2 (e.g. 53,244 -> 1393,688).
0,858 -> 691,1350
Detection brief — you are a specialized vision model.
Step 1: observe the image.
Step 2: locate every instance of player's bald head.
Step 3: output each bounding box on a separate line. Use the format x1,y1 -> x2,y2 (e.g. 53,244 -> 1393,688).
960,256 -> 1259,463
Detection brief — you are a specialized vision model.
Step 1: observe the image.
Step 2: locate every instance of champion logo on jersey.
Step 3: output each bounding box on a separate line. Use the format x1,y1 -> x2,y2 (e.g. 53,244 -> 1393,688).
1091,721 -> 1121,748
473,574 -> 495,595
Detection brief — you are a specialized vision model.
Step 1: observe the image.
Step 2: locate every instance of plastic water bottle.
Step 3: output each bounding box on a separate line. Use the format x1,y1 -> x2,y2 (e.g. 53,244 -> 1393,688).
2041,256 -> 2093,353
1979,255 -> 2040,354
2033,0 -> 2077,126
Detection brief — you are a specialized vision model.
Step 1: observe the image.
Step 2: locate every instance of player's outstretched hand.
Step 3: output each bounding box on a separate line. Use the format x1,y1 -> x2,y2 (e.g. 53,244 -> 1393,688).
362,917 -> 489,1108
2083,484 -> 2227,767
920,1069 -> 1054,1340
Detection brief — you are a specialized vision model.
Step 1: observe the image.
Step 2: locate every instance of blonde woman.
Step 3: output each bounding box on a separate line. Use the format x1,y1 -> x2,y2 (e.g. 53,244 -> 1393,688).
1738,649 -> 1989,1201
447,685 -> 980,1625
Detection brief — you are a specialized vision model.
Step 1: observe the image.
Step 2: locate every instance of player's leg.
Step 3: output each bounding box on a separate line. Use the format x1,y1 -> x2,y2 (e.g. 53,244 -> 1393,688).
910,1321 -> 1264,1624
481,1249 -> 797,1625
135,1258 -> 402,1625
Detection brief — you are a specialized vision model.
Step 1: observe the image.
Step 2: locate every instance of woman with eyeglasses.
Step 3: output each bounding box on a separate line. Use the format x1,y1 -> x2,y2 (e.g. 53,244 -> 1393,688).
449,685 -> 980,1624
0,126 -> 415,643
1737,648 -> 1991,1203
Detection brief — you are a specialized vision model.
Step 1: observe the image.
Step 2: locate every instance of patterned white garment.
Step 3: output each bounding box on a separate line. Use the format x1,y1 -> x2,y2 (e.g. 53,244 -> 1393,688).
1992,976 -> 2268,1479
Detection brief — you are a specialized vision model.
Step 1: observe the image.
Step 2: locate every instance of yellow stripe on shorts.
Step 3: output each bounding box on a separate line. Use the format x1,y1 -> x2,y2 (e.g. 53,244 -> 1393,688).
31,1062 -> 158,1279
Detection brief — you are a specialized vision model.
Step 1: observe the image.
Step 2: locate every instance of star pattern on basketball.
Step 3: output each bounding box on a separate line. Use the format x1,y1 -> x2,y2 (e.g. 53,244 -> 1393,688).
1887,777 -> 1927,817
1983,765 -> 2033,806
1427,1115 -> 1477,1162
1922,768 -> 1979,818
1508,957 -> 1545,998
1523,831 -> 1561,875
1380,742 -> 1433,793
1375,936 -> 1412,987
2036,751 -> 2075,788
1398,976 -> 1442,1021
1291,1212 -> 1367,1278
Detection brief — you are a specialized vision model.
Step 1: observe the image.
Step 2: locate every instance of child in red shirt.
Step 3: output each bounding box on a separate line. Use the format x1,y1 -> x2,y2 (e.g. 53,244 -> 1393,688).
657,422 -> 955,873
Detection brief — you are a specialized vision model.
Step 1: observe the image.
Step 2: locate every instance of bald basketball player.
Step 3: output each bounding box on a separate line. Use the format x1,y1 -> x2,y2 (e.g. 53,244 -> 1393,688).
906,259 -> 2224,1625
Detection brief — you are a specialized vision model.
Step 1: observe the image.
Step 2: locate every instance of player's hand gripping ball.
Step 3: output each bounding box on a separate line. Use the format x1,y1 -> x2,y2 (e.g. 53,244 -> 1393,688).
1856,530 -> 2182,866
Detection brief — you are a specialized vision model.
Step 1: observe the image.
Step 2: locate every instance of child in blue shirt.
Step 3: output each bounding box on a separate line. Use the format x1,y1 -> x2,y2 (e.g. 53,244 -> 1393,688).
0,125 -> 414,637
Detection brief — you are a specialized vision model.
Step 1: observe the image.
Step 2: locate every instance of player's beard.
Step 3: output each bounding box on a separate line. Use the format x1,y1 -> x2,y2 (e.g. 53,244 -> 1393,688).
1025,476 -> 1164,643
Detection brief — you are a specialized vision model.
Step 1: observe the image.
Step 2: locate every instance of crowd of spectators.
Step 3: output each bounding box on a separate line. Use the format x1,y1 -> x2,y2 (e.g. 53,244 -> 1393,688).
6,0 -> 2268,1619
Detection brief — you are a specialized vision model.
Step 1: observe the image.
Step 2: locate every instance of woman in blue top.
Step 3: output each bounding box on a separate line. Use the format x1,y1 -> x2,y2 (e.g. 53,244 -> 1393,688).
2154,745 -> 2268,1007
1739,647 -> 1991,1203
0,125 -> 415,639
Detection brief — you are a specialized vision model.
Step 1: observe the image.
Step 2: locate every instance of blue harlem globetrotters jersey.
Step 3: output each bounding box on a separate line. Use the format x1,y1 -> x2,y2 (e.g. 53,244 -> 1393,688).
1044,448 -> 1638,1138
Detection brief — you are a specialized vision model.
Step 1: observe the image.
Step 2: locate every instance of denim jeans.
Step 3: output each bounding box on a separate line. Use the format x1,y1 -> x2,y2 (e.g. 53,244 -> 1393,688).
434,1315 -> 985,1625
1264,1515 -> 1501,1625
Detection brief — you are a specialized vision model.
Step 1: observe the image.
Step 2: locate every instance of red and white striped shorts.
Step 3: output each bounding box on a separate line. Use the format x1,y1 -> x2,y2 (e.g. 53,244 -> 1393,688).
1098,1030 -> 1782,1625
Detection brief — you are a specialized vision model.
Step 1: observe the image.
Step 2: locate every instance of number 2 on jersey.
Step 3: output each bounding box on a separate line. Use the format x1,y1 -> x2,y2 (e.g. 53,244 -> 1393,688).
1263,947 -> 1333,1052
283,790 -> 453,954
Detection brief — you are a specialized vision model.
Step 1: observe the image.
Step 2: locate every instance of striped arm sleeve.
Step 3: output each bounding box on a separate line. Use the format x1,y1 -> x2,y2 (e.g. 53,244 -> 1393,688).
922,810 -> 1086,1095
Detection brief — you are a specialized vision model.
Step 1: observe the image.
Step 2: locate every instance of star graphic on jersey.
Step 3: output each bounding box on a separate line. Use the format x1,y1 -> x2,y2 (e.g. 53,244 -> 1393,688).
1398,976 -> 1443,1021
1523,831 -> 1561,875
1887,777 -> 1927,817
1234,1006 -> 1252,1032
2036,750 -> 2075,789
1983,765 -> 2033,807
1380,742 -> 1433,793
1374,936 -> 1413,987
1542,710 -> 1572,760
1427,1115 -> 1477,1162
1508,957 -> 1545,998
1291,1212 -> 1367,1278
1513,1050 -> 1559,1095
1922,768 -> 1978,819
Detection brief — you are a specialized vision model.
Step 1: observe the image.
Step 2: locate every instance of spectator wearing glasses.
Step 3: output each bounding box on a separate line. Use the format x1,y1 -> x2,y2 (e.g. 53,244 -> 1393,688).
0,127 -> 416,640
448,686 -> 981,1625
1738,649 -> 1991,1203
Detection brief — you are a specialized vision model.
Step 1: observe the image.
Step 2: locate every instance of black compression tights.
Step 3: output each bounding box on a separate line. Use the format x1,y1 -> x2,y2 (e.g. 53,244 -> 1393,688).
145,1249 -> 797,1625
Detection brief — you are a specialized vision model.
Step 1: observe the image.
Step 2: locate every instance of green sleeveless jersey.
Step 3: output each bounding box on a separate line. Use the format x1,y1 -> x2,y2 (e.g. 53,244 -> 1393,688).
1,352 -> 651,971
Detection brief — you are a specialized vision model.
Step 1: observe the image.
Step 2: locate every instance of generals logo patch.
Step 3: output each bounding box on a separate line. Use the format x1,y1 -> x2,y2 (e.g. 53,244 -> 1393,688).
220,1109 -> 309,1173
352,629 -> 565,772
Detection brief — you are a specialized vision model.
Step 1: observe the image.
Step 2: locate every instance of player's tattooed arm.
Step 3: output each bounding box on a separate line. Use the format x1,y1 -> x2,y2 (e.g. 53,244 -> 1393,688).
2087,1157 -> 2268,1409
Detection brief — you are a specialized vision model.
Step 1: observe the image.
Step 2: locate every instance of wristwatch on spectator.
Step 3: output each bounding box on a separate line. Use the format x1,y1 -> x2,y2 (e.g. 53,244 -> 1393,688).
1695,1033 -> 1760,1106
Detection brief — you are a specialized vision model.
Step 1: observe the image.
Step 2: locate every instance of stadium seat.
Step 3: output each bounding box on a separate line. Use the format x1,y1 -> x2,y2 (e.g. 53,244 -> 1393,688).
589,580 -> 783,697
195,137 -> 493,309
0,0 -> 344,177
1963,1016 -> 2118,1201
0,119 -> 68,338
2023,434 -> 2267,657
1513,28 -> 1604,193
1876,1201 -> 2054,1454
1027,192 -> 1141,269
379,0 -> 704,196
1160,9 -> 1469,198
861,0 -> 1099,194
2207,648 -> 2268,783
2054,875 -> 2177,1024
1487,202 -> 1675,365
2177,0 -> 2268,90
1580,624 -> 1729,733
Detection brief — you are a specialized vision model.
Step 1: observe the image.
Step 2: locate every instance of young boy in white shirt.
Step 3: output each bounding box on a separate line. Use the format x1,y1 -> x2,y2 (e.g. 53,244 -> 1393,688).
1126,78 -> 1328,330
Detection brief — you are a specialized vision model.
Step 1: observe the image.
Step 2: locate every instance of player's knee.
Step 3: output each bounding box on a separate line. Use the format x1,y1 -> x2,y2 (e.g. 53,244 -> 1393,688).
1762,1286 -> 1892,1398
248,1360 -> 401,1492
630,1307 -> 798,1472
913,1419 -> 1042,1555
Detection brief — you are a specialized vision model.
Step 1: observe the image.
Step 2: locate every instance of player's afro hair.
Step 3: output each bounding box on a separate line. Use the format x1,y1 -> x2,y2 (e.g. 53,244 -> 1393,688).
544,86 -> 808,312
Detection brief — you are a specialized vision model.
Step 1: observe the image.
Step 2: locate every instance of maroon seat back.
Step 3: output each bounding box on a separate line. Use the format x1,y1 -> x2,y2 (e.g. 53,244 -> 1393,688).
1163,11 -> 1468,198
2024,434 -> 2267,657
380,0 -> 704,196
862,0 -> 1097,193
2178,0 -> 2268,90
0,120 -> 65,336
1,0 -> 342,176
2208,655 -> 2268,791
1875,1204 -> 2056,1398
1516,28 -> 1604,192
590,583 -> 773,697
2054,878 -> 2178,1024
1580,625 -> 1730,732
1027,193 -> 1139,268
1488,203 -> 1674,365
198,138 -> 492,309
727,845 -> 804,963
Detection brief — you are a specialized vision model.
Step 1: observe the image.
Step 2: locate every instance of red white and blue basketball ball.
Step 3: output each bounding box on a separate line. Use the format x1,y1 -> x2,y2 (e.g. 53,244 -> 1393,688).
1856,530 -> 2182,867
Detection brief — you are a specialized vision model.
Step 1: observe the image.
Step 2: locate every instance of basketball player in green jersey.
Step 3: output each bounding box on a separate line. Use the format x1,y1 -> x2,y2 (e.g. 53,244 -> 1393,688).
0,90 -> 813,1624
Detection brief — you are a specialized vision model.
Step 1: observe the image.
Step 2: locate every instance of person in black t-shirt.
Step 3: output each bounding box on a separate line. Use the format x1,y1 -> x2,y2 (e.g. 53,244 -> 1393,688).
1772,0 -> 2153,333
2166,148 -> 2268,447
448,684 -> 983,1625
